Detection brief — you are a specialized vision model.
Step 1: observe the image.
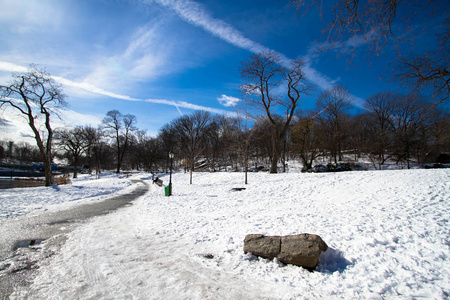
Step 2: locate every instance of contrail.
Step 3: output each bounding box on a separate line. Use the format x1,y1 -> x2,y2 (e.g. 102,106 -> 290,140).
174,103 -> 183,116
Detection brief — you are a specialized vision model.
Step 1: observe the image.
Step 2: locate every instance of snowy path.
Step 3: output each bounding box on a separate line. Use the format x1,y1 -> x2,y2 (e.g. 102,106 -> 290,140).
0,173 -> 134,221
0,179 -> 149,299
5,169 -> 450,299
10,181 -> 279,299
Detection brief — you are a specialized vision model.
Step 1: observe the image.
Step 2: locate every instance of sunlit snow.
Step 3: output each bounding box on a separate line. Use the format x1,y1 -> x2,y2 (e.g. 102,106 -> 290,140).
2,169 -> 450,299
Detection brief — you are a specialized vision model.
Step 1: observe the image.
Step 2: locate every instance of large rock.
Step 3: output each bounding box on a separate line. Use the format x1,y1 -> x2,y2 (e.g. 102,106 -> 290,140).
243,233 -> 328,270
243,234 -> 281,260
278,234 -> 328,269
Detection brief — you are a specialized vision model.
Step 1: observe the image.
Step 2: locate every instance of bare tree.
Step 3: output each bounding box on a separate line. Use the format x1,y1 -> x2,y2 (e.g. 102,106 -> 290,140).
291,112 -> 323,170
230,99 -> 255,183
240,51 -> 310,173
315,85 -> 352,163
102,110 -> 137,173
158,123 -> 178,173
0,65 -> 66,186
429,112 -> 450,156
202,115 -> 222,172
365,91 -> 396,165
291,0 -> 450,103
387,93 -> 436,168
171,111 -> 212,184
250,117 -> 275,168
393,47 -> 450,103
92,141 -> 115,176
10,141 -> 41,164
0,143 -> 4,161
129,130 -> 163,171
291,0 -> 404,53
80,125 -> 102,174
55,127 -> 86,178
348,113 -> 375,162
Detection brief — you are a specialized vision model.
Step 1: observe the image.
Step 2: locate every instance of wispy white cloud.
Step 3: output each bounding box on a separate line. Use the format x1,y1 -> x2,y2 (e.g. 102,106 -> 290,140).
142,98 -> 229,115
0,0 -> 65,33
301,63 -> 334,91
151,0 -> 369,109
80,23 -> 172,91
0,61 -> 28,73
342,29 -> 379,52
218,95 -> 240,107
0,1 -> 174,93
0,62 -> 230,116
0,105 -> 103,144
304,29 -> 379,63
152,0 -> 269,53
350,96 -> 366,108
121,22 -> 173,80
57,71 -> 230,115
52,75 -> 140,102
300,30 -> 379,109
150,0 -> 327,86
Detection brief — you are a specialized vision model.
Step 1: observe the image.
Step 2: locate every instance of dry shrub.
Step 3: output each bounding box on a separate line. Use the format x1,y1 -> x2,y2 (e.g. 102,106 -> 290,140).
54,176 -> 72,185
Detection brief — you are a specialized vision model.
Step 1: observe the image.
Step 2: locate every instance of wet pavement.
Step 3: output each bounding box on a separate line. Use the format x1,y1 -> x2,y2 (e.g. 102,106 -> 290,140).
0,179 -> 149,299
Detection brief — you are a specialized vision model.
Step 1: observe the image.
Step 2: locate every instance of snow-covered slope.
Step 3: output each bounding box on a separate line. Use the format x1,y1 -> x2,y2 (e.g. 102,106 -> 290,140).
6,169 -> 450,299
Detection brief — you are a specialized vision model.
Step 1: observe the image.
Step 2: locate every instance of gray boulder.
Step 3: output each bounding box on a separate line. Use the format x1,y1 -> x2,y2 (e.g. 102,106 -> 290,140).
243,233 -> 328,270
243,234 -> 281,260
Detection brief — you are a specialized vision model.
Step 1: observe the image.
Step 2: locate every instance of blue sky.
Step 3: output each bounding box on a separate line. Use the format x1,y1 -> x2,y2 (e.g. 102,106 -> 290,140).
0,0 -> 445,141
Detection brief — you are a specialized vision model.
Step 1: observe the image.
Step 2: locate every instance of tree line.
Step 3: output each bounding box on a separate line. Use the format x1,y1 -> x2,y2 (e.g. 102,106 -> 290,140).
2,91 -> 448,177
1,62 -> 449,186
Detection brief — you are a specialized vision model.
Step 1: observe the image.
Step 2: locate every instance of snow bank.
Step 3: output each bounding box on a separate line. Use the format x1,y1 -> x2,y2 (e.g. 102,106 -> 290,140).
9,169 -> 450,299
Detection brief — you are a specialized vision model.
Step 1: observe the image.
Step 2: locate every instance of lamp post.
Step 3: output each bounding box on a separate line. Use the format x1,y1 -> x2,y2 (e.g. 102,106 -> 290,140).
168,151 -> 174,196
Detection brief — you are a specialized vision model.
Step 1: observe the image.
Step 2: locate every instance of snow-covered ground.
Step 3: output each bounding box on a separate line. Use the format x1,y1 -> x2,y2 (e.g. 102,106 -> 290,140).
3,169 -> 450,299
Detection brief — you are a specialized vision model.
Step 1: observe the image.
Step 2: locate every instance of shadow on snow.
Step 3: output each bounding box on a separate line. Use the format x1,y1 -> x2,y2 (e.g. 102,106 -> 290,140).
318,247 -> 354,273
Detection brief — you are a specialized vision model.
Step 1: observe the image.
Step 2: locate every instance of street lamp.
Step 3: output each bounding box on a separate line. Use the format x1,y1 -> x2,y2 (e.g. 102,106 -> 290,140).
168,151 -> 174,196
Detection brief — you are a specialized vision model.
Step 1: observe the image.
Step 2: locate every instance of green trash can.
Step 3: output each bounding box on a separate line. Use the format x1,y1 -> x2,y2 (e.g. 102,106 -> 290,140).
164,185 -> 170,196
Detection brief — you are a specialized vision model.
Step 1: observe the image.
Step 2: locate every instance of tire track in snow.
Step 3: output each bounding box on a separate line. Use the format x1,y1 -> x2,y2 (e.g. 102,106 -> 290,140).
13,180 -> 282,299
2,179 -> 149,299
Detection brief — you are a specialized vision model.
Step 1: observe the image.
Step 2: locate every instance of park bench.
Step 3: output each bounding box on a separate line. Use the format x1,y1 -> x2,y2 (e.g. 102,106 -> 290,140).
153,177 -> 163,187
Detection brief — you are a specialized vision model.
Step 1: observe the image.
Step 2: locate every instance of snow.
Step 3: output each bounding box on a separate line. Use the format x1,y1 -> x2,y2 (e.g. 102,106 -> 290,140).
2,169 -> 450,299
0,173 -> 132,220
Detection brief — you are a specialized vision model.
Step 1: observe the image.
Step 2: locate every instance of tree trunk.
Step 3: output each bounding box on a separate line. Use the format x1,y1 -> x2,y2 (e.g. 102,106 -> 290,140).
116,146 -> 121,173
406,140 -> 411,169
244,151 -> 248,184
29,118 -> 53,186
87,148 -> 93,174
190,164 -> 193,184
116,135 -> 121,173
43,112 -> 55,186
270,139 -> 281,174
42,156 -> 53,186
73,156 -> 79,179
282,138 -> 286,172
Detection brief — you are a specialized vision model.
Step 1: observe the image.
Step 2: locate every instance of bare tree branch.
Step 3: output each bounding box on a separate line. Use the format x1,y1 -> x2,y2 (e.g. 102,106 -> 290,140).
240,52 -> 311,173
0,65 -> 66,186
